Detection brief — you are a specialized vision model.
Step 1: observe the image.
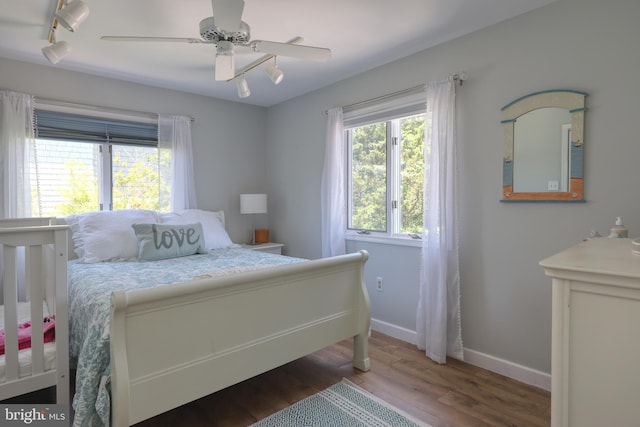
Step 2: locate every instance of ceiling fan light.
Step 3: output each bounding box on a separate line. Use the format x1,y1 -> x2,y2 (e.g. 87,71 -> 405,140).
215,54 -> 235,81
42,41 -> 71,65
264,62 -> 284,85
236,75 -> 250,98
55,0 -> 90,32
215,40 -> 235,81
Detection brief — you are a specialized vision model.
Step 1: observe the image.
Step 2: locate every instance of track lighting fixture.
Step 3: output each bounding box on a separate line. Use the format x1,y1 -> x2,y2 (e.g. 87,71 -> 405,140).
42,0 -> 90,65
224,37 -> 304,98
235,74 -> 251,98
55,0 -> 90,32
42,38 -> 71,64
264,58 -> 284,85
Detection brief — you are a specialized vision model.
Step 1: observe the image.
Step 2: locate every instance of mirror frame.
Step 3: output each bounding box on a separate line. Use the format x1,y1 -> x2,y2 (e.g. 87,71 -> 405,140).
501,89 -> 588,202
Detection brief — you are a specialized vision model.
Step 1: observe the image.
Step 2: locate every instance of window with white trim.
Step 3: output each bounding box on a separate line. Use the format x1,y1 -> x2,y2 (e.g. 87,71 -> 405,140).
344,88 -> 427,238
31,108 -> 168,217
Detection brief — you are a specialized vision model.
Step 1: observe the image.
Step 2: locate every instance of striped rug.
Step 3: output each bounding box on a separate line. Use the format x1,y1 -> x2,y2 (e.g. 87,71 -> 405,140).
249,378 -> 431,427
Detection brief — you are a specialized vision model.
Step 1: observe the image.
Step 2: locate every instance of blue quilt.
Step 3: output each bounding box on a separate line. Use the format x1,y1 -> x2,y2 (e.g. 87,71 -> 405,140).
68,247 -> 305,427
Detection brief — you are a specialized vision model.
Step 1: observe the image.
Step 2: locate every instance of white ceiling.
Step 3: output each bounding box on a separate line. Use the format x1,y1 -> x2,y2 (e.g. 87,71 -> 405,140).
0,0 -> 556,107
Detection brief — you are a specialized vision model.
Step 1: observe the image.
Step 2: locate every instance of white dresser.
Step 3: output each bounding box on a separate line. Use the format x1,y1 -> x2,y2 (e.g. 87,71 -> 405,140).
540,238 -> 640,427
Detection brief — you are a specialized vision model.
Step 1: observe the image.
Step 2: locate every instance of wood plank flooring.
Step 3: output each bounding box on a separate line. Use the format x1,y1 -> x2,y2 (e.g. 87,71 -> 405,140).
2,331 -> 551,426
136,331 -> 550,426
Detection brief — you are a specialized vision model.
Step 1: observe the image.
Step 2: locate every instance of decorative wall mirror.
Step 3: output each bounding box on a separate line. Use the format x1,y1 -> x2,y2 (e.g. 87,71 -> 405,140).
501,89 -> 587,202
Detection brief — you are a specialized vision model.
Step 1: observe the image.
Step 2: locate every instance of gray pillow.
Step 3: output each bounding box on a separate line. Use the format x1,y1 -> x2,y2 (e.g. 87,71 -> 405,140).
132,222 -> 207,261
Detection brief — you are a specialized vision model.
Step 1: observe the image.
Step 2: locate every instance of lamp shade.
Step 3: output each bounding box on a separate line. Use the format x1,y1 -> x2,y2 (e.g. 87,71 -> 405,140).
240,194 -> 267,214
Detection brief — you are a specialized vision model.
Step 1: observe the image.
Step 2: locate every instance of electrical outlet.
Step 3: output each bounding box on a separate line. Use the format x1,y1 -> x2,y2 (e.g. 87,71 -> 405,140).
376,277 -> 383,292
547,180 -> 559,191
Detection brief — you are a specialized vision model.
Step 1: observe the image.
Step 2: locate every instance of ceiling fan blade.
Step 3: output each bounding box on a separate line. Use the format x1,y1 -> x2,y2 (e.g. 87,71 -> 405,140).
211,0 -> 245,32
101,36 -> 209,44
249,40 -> 331,61
0,18 -> 43,28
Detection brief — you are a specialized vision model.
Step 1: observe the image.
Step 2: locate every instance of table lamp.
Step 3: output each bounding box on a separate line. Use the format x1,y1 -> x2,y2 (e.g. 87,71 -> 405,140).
240,194 -> 268,244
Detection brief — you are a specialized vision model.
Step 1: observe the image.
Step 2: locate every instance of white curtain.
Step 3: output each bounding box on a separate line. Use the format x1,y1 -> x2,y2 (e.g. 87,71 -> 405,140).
0,91 -> 34,219
416,78 -> 463,364
0,91 -> 34,302
158,114 -> 197,212
320,107 -> 346,257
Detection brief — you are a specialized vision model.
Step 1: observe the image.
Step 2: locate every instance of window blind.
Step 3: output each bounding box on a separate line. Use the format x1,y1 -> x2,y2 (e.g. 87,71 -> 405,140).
34,109 -> 158,145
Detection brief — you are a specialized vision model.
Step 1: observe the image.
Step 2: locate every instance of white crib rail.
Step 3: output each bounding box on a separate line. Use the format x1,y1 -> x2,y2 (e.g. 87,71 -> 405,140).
0,222 -> 69,403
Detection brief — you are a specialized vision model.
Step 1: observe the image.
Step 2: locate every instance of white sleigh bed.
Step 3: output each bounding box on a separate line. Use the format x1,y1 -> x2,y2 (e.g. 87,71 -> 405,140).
1,210 -> 370,427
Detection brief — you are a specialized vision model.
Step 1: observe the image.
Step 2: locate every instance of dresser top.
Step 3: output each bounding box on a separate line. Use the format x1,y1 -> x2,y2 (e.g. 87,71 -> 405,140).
540,237 -> 640,280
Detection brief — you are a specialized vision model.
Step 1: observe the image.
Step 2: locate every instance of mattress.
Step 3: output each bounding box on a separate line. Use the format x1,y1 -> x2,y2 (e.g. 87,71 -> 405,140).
0,301 -> 56,383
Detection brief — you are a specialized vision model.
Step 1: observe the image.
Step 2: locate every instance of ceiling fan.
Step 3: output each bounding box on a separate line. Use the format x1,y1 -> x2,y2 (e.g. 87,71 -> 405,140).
101,0 -> 331,82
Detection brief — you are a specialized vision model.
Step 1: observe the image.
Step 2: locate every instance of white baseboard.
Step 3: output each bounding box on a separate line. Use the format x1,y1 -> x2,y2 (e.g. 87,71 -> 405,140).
463,349 -> 551,391
371,318 -> 418,345
370,318 -> 551,392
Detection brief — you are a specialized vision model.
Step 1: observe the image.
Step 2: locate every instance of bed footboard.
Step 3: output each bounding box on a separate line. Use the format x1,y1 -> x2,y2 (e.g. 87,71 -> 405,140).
110,250 -> 370,426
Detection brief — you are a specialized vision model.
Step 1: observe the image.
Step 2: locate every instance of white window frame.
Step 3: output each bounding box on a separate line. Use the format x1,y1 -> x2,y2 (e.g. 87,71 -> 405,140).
99,143 -> 112,210
343,87 -> 426,246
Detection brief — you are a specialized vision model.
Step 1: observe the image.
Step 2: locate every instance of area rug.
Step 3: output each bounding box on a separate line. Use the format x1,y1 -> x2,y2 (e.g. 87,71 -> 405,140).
249,378 -> 431,427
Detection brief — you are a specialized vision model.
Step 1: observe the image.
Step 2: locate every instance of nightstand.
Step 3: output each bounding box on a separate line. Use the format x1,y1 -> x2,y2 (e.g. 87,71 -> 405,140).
241,242 -> 284,255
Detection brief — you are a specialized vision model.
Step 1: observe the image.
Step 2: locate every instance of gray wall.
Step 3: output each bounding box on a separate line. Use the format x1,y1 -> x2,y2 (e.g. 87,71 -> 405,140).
0,57 -> 268,243
266,0 -> 640,374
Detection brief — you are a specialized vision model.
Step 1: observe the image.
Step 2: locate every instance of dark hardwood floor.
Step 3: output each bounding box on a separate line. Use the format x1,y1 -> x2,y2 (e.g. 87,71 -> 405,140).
3,331 -> 551,426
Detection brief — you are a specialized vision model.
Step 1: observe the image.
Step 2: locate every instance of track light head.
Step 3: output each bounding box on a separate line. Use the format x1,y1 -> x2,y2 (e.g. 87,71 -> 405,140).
42,40 -> 71,64
264,61 -> 284,85
235,75 -> 250,98
55,0 -> 90,32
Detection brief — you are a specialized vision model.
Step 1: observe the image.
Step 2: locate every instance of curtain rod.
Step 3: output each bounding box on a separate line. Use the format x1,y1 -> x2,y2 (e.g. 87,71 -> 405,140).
324,71 -> 467,115
34,97 -> 196,123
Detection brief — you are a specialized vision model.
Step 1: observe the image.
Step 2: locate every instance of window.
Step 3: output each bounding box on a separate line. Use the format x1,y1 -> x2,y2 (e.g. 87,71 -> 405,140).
344,88 -> 427,238
31,108 -> 167,217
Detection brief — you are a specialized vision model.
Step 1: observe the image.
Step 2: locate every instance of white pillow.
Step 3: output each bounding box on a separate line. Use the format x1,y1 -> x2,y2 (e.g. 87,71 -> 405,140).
159,209 -> 233,250
74,209 -> 159,263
